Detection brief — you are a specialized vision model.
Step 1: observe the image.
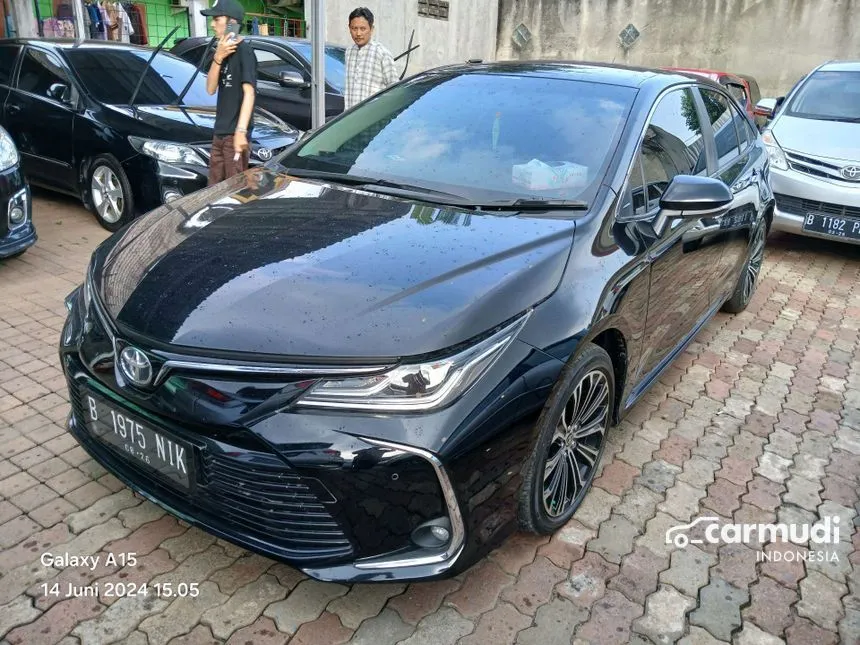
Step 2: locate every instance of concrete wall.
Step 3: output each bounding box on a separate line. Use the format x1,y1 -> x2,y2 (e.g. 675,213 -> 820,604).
313,0 -> 498,78
496,0 -> 860,97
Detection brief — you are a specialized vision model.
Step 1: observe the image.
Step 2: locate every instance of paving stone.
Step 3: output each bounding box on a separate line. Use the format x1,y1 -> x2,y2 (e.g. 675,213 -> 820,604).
678,456 -> 719,489
6,596 -> 105,645
0,595 -> 42,640
587,513 -> 640,564
266,564 -> 307,592
702,478 -> 745,516
632,585 -> 695,645
139,581 -> 228,645
765,429 -> 801,460
159,527 -> 216,563
150,547 -> 234,594
822,473 -> 859,507
105,516 -> 186,559
636,511 -> 685,559
573,488 -> 620,530
573,590 -> 643,645
290,612 -> 353,645
72,595 -> 170,645
65,490 -> 139,534
743,576 -> 797,636
459,602 -> 531,645
796,571 -> 847,631
806,538 -> 853,586
165,624 -> 220,645
263,579 -> 348,635
834,426 -> 860,455
839,608 -> 860,645
29,497 -> 78,529
785,617 -> 839,645
558,551 -> 619,608
756,451 -> 793,484
659,544 -> 717,597
500,555 -> 566,616
636,460 -> 680,495
515,596 -> 588,645
694,432 -> 733,462
201,574 -> 287,640
785,475 -> 823,512
488,532 -> 549,575
537,520 -> 594,568
719,455 -> 757,487
99,549 -> 177,607
689,577 -> 748,641
387,579 -> 461,626
117,502 -> 166,530
618,437 -> 659,469
593,459 -> 640,496
444,559 -> 511,618
0,471 -> 39,498
818,500 -> 857,540
733,503 -> 777,527
653,435 -> 696,467
1,523 -> 71,575
348,608 -> 415,645
45,468 -> 91,496
714,542 -> 760,588
607,545 -> 667,605
743,476 -> 785,512
735,622 -> 788,645
658,481 -> 705,523
64,481 -> 112,509
396,607 -> 474,645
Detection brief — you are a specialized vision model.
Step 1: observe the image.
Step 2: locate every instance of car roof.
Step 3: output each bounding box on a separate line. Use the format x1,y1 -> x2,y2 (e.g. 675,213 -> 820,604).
0,37 -> 156,52
662,67 -> 746,83
817,60 -> 860,72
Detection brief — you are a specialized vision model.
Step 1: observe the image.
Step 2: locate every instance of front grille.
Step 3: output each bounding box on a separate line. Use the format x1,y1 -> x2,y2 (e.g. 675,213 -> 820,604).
775,194 -> 860,220
194,143 -> 288,165
787,152 -> 860,184
66,377 -> 353,560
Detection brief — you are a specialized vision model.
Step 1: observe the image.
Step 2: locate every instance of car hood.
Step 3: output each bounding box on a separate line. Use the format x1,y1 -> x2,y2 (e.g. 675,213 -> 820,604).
772,115 -> 860,162
93,168 -> 576,359
106,104 -> 297,146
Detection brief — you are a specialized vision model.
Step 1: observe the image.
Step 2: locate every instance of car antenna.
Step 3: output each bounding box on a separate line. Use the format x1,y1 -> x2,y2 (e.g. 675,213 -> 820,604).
174,36 -> 218,107
128,25 -> 181,110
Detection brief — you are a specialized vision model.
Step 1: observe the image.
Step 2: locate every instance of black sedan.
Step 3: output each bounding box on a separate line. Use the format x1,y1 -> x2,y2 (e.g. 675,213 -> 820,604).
0,124 -> 35,258
0,39 -> 300,231
171,35 -> 346,131
60,61 -> 773,582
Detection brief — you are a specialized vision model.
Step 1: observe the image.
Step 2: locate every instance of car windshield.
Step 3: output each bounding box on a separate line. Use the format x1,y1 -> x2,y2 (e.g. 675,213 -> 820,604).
65,48 -> 214,106
289,43 -> 347,92
278,72 -> 636,204
786,70 -> 860,121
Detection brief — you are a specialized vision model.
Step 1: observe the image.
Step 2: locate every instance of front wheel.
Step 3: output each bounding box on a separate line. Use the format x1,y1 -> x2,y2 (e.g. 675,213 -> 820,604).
88,155 -> 134,232
518,343 -> 615,534
722,215 -> 766,313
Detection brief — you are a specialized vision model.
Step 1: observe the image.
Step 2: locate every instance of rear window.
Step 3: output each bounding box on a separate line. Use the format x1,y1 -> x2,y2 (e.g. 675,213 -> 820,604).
0,46 -> 20,85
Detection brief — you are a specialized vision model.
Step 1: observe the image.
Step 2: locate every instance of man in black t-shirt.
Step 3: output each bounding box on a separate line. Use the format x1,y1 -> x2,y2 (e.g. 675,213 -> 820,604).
200,0 -> 257,185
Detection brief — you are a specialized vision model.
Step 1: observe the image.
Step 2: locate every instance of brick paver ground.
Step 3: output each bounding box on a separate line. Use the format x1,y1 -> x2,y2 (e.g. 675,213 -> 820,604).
1,192 -> 858,644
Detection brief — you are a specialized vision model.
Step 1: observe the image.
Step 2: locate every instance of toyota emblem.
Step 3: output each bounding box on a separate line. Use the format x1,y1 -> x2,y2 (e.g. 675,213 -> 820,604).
119,346 -> 153,387
841,165 -> 860,181
257,147 -> 272,161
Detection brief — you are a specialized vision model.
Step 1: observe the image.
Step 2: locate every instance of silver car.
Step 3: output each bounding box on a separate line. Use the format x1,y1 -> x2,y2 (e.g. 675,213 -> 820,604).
754,61 -> 860,246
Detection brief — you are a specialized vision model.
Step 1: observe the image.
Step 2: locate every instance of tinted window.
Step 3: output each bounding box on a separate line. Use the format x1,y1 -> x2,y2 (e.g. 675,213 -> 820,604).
65,49 -> 214,106
700,88 -> 741,168
16,49 -> 70,98
620,154 -> 646,219
786,70 -> 860,121
283,73 -> 636,204
0,46 -> 20,86
289,43 -> 346,92
639,88 -> 707,210
725,83 -> 747,107
729,100 -> 751,150
254,48 -> 304,83
183,44 -> 212,71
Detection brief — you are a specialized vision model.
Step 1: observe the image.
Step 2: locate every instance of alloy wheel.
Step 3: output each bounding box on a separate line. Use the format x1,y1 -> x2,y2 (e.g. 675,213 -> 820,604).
91,166 -> 124,224
742,219 -> 766,304
542,369 -> 610,517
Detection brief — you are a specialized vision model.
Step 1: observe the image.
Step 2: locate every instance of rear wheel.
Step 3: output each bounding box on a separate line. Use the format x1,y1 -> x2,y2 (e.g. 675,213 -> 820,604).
88,155 -> 134,232
722,216 -> 766,313
518,344 -> 614,534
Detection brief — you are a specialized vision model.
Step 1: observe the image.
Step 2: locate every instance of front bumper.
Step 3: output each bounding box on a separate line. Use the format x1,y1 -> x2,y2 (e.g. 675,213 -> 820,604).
0,167 -> 36,259
770,165 -> 860,245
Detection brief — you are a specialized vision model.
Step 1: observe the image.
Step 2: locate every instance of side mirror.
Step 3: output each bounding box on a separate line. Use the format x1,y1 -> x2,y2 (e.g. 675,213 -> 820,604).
753,97 -> 781,119
659,175 -> 733,218
48,83 -> 71,104
279,70 -> 310,89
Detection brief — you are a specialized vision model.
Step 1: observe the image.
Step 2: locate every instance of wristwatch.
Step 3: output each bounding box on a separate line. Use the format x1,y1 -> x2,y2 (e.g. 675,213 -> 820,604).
236,127 -> 248,134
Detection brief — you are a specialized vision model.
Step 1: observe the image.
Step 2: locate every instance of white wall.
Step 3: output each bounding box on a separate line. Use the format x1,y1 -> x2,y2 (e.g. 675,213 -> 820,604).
311,0 -> 499,77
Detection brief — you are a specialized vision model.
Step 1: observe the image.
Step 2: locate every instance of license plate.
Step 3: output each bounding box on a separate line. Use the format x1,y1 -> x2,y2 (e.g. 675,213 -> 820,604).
81,390 -> 194,491
802,212 -> 860,240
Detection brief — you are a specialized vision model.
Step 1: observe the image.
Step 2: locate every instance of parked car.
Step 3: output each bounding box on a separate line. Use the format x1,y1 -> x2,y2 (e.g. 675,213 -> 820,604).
60,61 -> 773,582
171,35 -> 346,131
754,60 -> 860,246
664,68 -> 765,128
0,39 -> 300,231
0,124 -> 35,258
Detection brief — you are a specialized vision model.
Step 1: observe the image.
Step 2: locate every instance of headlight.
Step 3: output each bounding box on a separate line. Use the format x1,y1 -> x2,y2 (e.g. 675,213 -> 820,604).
0,126 -> 20,173
761,130 -> 788,171
128,136 -> 206,166
297,311 -> 532,412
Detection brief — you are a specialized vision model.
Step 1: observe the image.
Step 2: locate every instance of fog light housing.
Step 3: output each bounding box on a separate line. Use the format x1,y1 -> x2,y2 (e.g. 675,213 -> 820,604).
9,206 -> 25,225
163,190 -> 182,203
411,517 -> 452,549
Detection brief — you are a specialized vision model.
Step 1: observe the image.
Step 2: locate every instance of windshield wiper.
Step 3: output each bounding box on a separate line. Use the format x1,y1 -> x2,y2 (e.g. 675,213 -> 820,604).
472,199 -> 590,211
129,25 -> 181,109
174,37 -> 217,107
282,168 -> 469,201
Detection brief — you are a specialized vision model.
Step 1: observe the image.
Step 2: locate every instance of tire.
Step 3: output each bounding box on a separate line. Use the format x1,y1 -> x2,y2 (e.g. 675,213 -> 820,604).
722,215 -> 767,314
518,343 -> 615,534
87,155 -> 134,232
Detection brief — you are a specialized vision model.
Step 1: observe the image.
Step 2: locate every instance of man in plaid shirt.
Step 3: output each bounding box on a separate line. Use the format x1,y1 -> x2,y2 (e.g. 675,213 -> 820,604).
344,7 -> 398,109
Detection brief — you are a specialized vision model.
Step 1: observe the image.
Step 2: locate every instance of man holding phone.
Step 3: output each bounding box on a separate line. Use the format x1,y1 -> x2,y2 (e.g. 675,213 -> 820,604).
200,0 -> 257,185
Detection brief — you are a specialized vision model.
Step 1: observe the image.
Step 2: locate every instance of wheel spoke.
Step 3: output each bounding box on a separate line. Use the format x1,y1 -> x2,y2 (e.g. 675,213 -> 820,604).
566,448 -> 582,499
573,417 -> 605,440
544,448 -> 562,482
575,442 -> 600,468
578,379 -> 608,425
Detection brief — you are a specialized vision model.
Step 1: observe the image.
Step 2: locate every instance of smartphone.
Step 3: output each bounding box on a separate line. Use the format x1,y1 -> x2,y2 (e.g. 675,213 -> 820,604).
226,23 -> 240,40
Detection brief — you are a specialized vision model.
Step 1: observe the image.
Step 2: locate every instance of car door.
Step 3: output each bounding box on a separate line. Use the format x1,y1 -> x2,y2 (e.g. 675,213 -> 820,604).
627,86 -> 726,382
696,85 -> 764,304
250,44 -> 312,130
5,47 -> 78,190
0,44 -> 21,113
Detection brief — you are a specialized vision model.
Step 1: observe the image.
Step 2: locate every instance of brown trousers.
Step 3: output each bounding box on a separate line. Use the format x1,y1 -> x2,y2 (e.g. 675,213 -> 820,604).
208,134 -> 250,186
